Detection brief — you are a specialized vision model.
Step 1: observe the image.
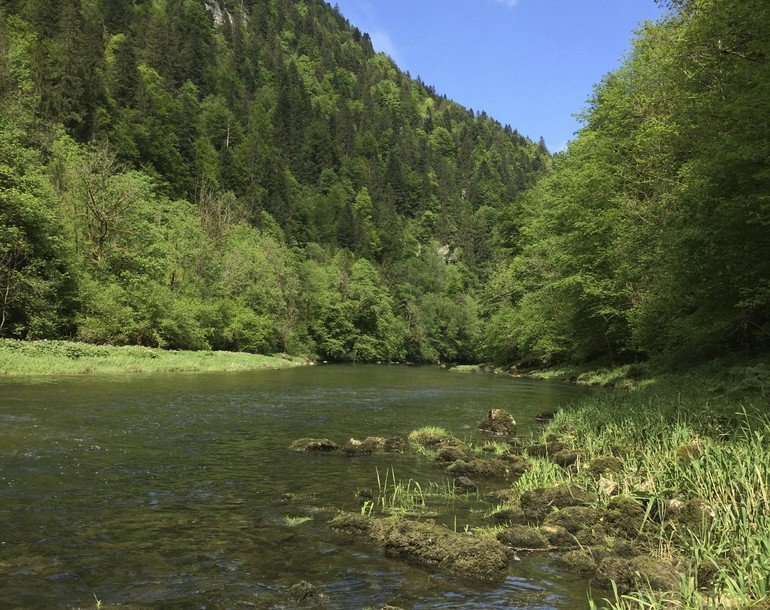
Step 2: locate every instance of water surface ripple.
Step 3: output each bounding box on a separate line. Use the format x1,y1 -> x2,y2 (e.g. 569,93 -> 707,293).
0,365 -> 593,609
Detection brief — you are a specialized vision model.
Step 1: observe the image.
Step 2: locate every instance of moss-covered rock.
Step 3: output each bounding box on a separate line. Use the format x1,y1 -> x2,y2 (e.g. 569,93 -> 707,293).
435,442 -> 474,464
342,438 -> 374,456
408,429 -> 463,455
477,408 -> 517,436
543,506 -> 603,533
553,549 -> 598,577
453,476 -> 478,492
606,537 -> 642,558
330,513 -> 510,582
500,453 -> 532,475
596,555 -> 679,593
446,458 -> 511,479
526,441 -> 565,458
379,518 -> 511,582
288,581 -> 319,602
485,488 -> 518,506
673,497 -> 715,534
383,436 -> 407,453
488,506 -> 527,524
519,485 -> 596,523
289,438 -> 339,452
573,525 -> 608,547
603,495 -> 648,539
675,438 -> 706,467
539,524 -> 575,548
496,525 -> 550,549
551,449 -> 580,467
587,456 -> 624,476
328,512 -> 375,536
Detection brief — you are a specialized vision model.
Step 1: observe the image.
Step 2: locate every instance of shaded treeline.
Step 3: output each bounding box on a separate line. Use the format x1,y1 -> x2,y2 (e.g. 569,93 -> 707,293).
481,0 -> 770,367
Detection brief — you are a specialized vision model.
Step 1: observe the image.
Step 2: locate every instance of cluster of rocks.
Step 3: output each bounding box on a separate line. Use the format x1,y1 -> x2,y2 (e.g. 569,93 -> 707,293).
288,407 -> 715,598
488,485 -> 691,593
288,435 -> 406,456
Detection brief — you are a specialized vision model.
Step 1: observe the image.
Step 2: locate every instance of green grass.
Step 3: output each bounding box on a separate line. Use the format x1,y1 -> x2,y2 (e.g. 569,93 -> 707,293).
511,370 -> 770,610
282,515 -> 313,526
366,466 -> 435,518
0,339 -> 308,376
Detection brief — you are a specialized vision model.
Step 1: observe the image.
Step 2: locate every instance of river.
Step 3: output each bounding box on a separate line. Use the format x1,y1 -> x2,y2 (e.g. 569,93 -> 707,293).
0,364 -> 595,609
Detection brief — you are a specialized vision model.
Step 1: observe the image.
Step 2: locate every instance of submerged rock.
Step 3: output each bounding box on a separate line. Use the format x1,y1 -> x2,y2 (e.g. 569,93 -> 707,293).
534,411 -> 556,424
477,409 -> 517,436
453,476 -> 478,492
355,487 -> 374,505
288,580 -> 319,602
289,438 -> 339,452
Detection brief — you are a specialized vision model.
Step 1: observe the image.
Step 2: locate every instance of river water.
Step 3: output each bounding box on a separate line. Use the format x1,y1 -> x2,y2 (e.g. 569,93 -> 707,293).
0,365 -> 595,609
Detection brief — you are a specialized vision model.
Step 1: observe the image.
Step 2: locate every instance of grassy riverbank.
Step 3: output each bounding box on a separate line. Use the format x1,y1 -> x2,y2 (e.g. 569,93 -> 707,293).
0,339 -> 309,376
519,363 -> 770,609
446,358 -> 770,608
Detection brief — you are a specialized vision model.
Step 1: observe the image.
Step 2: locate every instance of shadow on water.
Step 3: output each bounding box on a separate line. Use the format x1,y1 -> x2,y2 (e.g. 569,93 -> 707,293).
0,365 -> 595,609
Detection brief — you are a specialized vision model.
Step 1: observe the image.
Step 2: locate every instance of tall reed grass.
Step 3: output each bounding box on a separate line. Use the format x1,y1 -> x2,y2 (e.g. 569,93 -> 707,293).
532,372 -> 770,609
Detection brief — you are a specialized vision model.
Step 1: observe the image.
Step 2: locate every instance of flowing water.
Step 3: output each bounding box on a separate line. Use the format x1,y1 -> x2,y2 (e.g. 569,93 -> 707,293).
0,365 -> 597,609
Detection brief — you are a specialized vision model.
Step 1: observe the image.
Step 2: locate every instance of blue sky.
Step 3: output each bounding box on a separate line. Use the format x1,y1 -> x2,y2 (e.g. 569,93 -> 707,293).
331,0 -> 665,151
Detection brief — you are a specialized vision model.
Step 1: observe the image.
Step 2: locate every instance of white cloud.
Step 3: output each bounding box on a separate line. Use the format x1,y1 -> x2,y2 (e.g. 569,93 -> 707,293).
370,31 -> 403,64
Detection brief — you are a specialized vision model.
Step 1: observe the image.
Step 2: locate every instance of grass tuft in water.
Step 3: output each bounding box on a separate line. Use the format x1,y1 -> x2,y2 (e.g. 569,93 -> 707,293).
282,515 -> 313,527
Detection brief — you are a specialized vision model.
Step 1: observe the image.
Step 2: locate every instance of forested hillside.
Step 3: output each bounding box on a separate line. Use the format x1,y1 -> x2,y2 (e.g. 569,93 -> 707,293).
480,0 -> 770,367
2,0 -> 768,368
0,0 -> 549,363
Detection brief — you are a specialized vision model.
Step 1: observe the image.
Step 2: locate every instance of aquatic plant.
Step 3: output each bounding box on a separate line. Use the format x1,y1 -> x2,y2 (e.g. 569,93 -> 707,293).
372,466 -> 433,518
282,515 -> 313,526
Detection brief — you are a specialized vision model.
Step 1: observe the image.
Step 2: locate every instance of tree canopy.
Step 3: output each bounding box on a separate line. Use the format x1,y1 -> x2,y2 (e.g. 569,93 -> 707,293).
1,0 -> 768,368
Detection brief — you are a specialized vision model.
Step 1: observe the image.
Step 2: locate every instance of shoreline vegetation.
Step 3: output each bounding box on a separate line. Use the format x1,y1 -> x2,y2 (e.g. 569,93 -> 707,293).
314,360 -> 769,610
0,339 -> 309,376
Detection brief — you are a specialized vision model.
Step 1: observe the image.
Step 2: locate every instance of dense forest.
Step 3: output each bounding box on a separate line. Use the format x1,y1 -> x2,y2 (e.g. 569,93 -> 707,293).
1,0 -> 768,367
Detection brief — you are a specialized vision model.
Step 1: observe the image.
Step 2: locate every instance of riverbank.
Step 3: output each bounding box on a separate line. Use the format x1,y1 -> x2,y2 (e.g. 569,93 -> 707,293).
529,370 -> 768,609
0,339 -> 310,376
448,358 -> 770,609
